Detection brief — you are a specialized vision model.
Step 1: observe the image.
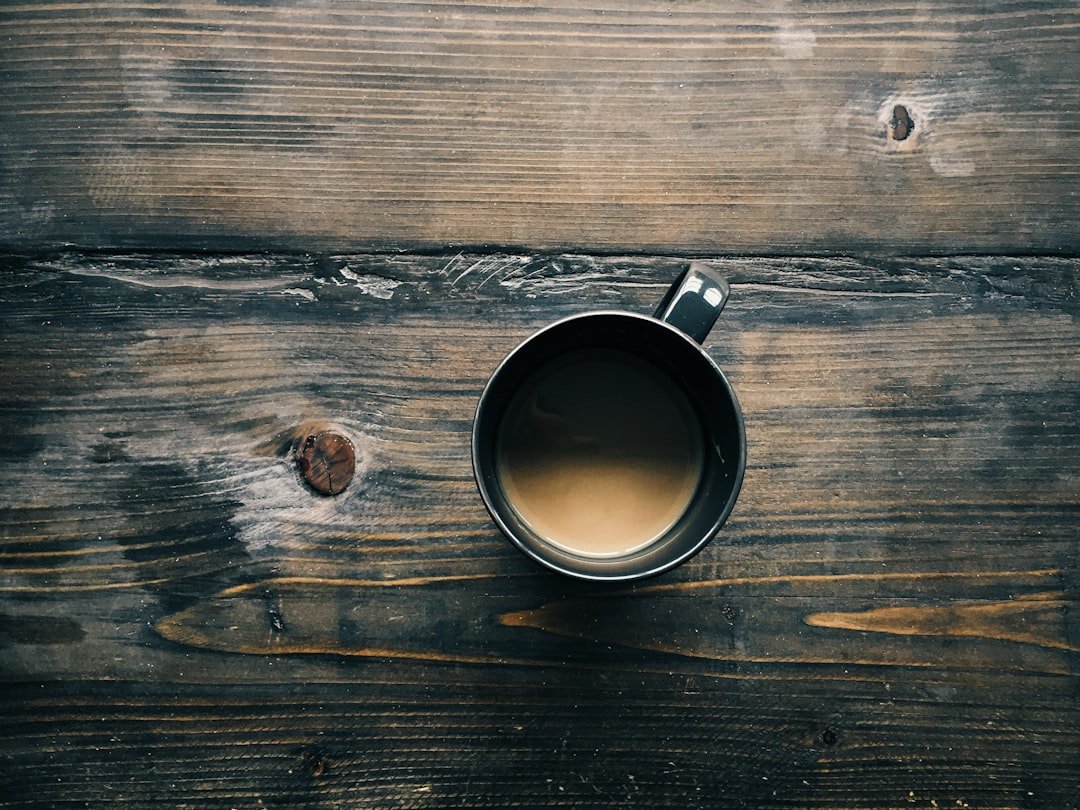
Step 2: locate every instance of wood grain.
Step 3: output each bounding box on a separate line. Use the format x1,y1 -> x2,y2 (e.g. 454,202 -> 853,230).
804,591 -> 1076,652
0,251 -> 1077,807
2,0 -> 1079,253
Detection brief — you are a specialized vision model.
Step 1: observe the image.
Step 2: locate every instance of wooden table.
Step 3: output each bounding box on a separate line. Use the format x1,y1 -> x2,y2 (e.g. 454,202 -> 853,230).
1,2 -> 1077,807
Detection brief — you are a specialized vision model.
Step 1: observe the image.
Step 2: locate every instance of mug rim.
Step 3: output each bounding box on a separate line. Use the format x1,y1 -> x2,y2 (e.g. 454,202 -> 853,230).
472,310 -> 746,582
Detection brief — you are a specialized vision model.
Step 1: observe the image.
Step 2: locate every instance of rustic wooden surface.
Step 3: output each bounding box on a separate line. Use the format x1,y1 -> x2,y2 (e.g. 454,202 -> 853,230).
2,0 -> 1079,254
0,252 -> 1077,808
1,0 -> 1078,805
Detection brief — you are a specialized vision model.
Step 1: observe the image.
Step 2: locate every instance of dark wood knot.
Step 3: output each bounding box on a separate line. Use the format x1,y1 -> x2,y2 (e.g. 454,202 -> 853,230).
889,104 -> 914,141
296,431 -> 356,495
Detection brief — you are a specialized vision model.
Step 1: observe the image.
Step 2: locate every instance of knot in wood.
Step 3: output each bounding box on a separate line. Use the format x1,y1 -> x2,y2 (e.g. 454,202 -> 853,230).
296,431 -> 356,495
889,105 -> 914,141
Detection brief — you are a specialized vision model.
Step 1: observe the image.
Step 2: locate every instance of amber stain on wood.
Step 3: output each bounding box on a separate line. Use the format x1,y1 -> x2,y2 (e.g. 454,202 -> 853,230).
1,1 -> 1078,252
804,592 -> 1077,652
154,570 -> 1073,671
155,576 -> 536,666
498,581 -> 1073,674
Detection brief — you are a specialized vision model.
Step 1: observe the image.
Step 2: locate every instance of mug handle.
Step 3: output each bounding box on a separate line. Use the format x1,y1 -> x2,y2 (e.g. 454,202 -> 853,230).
654,262 -> 730,344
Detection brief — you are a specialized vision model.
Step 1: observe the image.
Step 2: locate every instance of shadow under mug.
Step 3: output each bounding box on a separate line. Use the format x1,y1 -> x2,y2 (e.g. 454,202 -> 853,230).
472,263 -> 746,581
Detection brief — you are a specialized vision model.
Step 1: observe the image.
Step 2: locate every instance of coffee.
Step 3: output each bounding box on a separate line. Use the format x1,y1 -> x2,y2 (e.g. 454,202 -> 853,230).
495,348 -> 703,557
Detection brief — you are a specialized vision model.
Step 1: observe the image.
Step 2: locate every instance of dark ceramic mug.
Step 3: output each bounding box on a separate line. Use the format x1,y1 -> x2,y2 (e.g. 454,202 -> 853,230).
472,263 -> 745,581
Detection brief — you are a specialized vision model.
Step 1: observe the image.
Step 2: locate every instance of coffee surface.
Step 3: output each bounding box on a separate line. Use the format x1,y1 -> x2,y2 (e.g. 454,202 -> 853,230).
496,349 -> 703,557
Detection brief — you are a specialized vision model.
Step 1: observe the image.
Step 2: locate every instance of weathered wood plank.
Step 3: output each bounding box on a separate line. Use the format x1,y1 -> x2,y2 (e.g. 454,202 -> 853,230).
0,252 -> 1077,807
1,1 -> 1078,253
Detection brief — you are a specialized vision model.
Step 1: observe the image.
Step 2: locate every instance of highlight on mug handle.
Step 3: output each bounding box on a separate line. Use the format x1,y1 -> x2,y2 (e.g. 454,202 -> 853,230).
654,262 -> 730,344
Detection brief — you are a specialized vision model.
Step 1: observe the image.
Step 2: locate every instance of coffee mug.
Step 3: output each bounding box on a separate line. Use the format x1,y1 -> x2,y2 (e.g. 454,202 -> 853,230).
472,262 -> 745,581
